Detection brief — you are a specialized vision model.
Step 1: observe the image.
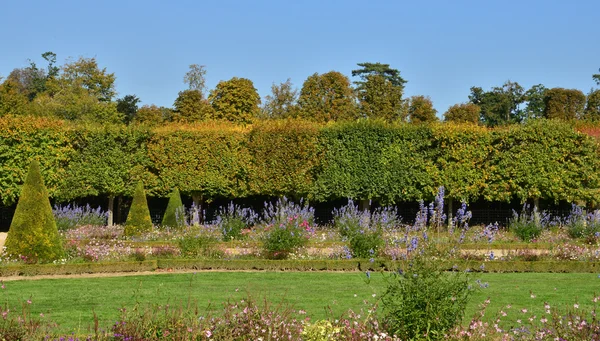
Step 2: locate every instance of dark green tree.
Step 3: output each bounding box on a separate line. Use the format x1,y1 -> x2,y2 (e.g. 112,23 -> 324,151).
352,63 -> 407,121
543,88 -> 586,120
124,181 -> 153,236
469,81 -> 525,126
162,188 -> 184,229
523,84 -> 547,120
352,62 -> 407,89
593,68 -> 600,85
209,77 -> 261,124
4,160 -> 64,262
443,103 -> 480,123
133,104 -> 168,125
408,95 -> 438,123
117,94 -> 141,124
297,71 -> 358,122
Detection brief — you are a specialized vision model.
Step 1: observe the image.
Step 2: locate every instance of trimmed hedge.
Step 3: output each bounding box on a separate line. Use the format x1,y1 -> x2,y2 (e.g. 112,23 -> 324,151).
0,260 -> 157,277
0,117 -> 599,206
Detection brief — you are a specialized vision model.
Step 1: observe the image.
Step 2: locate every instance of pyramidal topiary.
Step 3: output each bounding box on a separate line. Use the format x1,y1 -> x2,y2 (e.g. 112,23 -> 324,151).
4,160 -> 64,262
161,188 -> 185,229
124,181 -> 153,236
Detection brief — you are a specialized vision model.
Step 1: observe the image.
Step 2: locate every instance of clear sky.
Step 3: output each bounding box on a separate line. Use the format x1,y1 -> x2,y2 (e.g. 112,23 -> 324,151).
1,0 -> 599,116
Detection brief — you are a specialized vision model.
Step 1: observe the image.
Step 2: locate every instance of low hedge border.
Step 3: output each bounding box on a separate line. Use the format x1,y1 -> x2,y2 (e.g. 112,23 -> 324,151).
0,259 -> 598,277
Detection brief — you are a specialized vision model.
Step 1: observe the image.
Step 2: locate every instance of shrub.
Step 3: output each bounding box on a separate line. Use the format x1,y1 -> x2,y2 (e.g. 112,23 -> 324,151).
124,181 -> 153,236
261,197 -> 315,259
52,203 -> 108,231
333,199 -> 399,258
178,232 -> 221,258
509,204 -> 550,242
564,204 -> 600,243
215,202 -> 258,241
381,256 -> 473,340
4,160 -> 64,263
161,188 -> 185,229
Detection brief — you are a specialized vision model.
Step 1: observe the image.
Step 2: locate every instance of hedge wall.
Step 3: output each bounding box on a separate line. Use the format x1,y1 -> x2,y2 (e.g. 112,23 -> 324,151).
0,117 -> 599,206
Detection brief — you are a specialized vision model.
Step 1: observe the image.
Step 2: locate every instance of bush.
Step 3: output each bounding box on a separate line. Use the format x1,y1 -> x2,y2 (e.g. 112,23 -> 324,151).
333,199 -> 398,258
261,197 -> 315,259
4,160 -> 64,263
161,188 -> 185,229
509,204 -> 550,242
564,204 -> 600,243
52,203 -> 108,231
124,181 -> 153,236
381,256 -> 473,340
177,232 -> 221,258
214,202 -> 258,240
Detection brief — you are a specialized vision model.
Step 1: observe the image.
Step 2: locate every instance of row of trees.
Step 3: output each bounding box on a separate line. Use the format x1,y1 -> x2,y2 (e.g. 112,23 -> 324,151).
2,52 -> 598,126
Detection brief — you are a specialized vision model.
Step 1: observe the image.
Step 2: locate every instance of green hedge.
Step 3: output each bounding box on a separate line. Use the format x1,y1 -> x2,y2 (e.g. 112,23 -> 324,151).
0,260 -> 157,276
0,117 -> 598,205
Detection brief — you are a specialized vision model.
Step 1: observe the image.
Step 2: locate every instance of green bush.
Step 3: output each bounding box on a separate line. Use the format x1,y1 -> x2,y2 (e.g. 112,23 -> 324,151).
161,188 -> 184,229
215,202 -> 258,241
177,234 -> 221,258
509,206 -> 544,242
261,197 -> 314,259
381,256 -> 473,340
124,181 -> 153,236
4,160 -> 64,263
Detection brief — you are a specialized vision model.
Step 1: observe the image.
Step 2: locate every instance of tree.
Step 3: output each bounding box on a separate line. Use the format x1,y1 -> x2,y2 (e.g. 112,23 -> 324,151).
469,81 -> 525,126
543,88 -> 586,120
50,57 -> 117,102
6,52 -> 58,101
162,188 -> 184,229
116,94 -> 140,124
593,68 -> 600,86
584,89 -> 600,121
173,89 -> 215,123
184,64 -> 207,97
0,79 -> 30,116
297,71 -> 358,122
408,95 -> 438,123
523,84 -> 547,120
4,160 -> 64,262
209,77 -> 261,124
124,181 -> 153,236
133,104 -> 168,125
352,63 -> 406,121
352,62 -> 407,89
262,78 -> 299,119
443,103 -> 480,123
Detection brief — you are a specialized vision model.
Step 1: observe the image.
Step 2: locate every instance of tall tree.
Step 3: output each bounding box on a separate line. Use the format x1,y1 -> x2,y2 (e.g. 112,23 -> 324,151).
543,88 -> 586,120
0,79 -> 30,116
262,78 -> 299,119
184,64 -> 207,97
173,89 -> 215,123
209,77 -> 261,124
584,89 -> 600,121
593,68 -> 600,85
352,63 -> 406,121
297,71 -> 357,122
523,84 -> 547,120
116,94 -> 140,124
443,103 -> 480,123
408,95 -> 438,123
50,57 -> 117,102
469,81 -> 525,126
6,52 -> 59,101
352,62 -> 407,89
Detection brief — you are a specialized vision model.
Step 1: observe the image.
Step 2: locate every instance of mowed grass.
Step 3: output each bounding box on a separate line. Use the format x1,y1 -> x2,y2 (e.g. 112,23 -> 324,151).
2,271 -> 599,333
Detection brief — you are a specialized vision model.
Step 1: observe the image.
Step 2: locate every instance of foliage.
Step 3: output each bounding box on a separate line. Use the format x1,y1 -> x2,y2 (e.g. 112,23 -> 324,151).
133,104 -> 168,126
124,181 -> 153,236
352,62 -> 407,89
543,87 -> 586,120
183,64 -> 207,96
298,71 -> 358,122
215,202 -> 258,240
161,188 -> 185,229
509,204 -> 550,242
51,56 -> 117,102
116,94 -> 140,124
408,95 -> 438,123
261,197 -> 315,259
0,78 -> 30,116
443,103 -> 480,123
177,232 -> 221,258
209,77 -> 261,124
523,84 -> 547,120
470,81 -> 525,126
355,74 -> 406,121
563,204 -> 600,243
584,89 -> 600,121
52,203 -> 108,231
173,89 -> 215,123
262,78 -> 299,119
4,161 -> 64,262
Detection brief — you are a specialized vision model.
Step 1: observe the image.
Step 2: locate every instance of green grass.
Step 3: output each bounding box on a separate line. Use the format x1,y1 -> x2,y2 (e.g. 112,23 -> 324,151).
2,272 -> 599,334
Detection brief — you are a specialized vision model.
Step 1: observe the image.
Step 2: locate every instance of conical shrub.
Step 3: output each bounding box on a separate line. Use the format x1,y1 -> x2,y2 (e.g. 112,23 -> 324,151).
124,181 -> 153,236
161,188 -> 185,229
4,160 -> 64,262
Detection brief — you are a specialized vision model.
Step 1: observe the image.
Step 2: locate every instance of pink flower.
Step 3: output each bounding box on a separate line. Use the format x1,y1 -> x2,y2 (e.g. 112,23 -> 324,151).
205,330 -> 212,337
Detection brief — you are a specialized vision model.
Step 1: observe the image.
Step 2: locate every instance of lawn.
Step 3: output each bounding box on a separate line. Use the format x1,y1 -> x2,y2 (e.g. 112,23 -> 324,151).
2,271 -> 599,334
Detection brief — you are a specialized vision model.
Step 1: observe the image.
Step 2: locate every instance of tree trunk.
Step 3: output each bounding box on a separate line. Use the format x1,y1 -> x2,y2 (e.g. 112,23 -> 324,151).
192,194 -> 203,225
107,195 -> 114,226
116,196 -> 122,224
359,199 -> 371,212
447,199 -> 453,230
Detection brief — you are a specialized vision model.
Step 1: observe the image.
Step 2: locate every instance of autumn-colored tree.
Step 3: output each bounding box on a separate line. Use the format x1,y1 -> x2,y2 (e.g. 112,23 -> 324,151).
209,77 -> 261,124
6,52 -> 59,101
584,89 -> 600,121
0,79 -> 30,116
297,71 -> 357,122
173,89 -> 215,123
543,88 -> 586,120
408,95 -> 438,123
133,104 -> 168,125
262,78 -> 299,119
47,57 -> 116,102
443,103 -> 480,123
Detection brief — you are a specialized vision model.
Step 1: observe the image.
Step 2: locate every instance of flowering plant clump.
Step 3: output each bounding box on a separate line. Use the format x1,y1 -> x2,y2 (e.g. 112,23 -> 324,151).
509,204 -> 552,242
261,197 -> 315,259
563,204 -> 600,244
333,199 -> 400,259
214,202 -> 258,241
53,203 -> 109,231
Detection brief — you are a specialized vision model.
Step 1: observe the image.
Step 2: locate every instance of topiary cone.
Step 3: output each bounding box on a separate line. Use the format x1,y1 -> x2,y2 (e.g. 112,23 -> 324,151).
161,188 -> 184,229
4,160 -> 64,262
124,181 -> 153,236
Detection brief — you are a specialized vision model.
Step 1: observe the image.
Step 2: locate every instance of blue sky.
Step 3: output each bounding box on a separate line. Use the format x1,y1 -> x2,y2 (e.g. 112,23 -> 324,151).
1,0 -> 599,116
